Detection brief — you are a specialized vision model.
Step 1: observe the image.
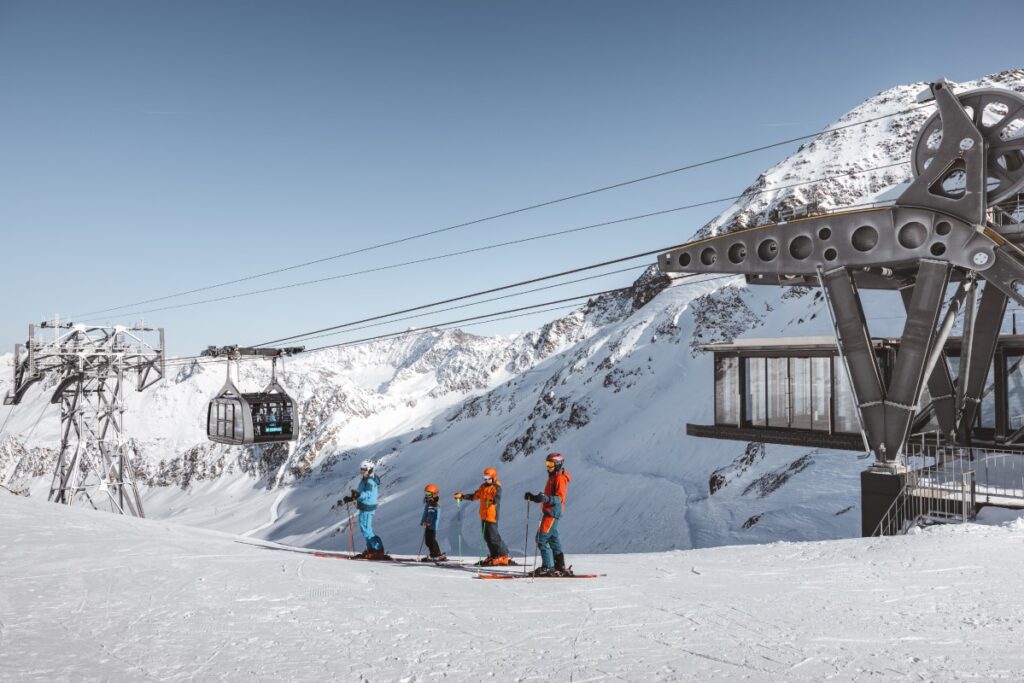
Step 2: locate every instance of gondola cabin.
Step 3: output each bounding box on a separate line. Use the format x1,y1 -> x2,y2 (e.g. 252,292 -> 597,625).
207,378 -> 297,445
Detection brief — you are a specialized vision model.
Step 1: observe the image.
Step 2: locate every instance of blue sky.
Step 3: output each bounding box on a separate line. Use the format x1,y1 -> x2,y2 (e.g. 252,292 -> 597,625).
1,0 -> 1020,356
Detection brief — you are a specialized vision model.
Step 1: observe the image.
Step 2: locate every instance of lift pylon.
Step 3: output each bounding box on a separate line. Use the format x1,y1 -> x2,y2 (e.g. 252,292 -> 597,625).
4,320 -> 165,516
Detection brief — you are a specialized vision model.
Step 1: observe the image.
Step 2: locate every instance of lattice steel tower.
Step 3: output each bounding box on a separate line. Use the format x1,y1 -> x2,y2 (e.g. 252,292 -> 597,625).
4,320 -> 165,516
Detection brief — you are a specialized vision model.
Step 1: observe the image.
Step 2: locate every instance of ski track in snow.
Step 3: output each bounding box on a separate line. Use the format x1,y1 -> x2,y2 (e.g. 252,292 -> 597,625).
3,496 -> 1024,681
242,489 -> 287,538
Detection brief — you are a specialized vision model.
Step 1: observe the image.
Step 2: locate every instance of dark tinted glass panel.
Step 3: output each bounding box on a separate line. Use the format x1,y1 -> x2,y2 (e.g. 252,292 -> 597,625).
250,398 -> 294,439
1008,354 -> 1024,432
979,363 -> 995,429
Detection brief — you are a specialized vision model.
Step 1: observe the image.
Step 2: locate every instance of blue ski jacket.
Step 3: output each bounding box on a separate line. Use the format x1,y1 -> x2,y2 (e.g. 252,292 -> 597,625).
356,474 -> 380,511
420,503 -> 440,530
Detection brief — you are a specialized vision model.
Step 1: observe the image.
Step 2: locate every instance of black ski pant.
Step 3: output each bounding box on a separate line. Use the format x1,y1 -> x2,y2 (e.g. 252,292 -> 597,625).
481,521 -> 509,558
424,528 -> 442,557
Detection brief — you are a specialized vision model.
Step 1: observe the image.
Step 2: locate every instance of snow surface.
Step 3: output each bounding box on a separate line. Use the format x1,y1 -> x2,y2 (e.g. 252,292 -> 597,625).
3,494 -> 1024,681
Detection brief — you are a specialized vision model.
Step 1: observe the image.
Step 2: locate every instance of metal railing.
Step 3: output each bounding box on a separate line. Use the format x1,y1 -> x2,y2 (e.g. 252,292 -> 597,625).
873,464 -> 976,537
873,443 -> 1024,536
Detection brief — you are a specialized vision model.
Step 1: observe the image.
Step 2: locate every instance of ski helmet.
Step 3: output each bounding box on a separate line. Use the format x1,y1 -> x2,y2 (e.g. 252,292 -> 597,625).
483,467 -> 498,480
424,483 -> 439,497
546,453 -> 564,471
359,459 -> 375,472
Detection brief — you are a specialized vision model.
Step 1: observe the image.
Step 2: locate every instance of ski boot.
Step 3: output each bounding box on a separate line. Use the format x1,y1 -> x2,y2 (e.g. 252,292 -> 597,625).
529,566 -> 555,577
421,554 -> 447,563
354,549 -> 391,561
552,553 -> 573,577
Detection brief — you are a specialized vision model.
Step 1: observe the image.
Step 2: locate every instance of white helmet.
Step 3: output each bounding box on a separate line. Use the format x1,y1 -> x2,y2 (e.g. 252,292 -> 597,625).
359,459 -> 375,472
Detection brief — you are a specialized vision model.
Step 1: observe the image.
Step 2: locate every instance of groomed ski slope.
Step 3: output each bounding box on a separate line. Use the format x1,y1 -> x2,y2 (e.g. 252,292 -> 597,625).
2,495 -> 1024,681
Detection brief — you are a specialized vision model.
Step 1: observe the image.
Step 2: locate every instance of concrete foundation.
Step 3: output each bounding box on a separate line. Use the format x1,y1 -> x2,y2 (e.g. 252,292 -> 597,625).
861,467 -> 907,536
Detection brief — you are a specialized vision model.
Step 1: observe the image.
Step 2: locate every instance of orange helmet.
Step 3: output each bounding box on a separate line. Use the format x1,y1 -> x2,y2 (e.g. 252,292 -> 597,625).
424,483 -> 439,496
483,467 -> 498,480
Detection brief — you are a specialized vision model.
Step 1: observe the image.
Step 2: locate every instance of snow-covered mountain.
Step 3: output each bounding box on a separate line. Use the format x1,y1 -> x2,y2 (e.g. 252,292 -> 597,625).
3,70 -> 1023,555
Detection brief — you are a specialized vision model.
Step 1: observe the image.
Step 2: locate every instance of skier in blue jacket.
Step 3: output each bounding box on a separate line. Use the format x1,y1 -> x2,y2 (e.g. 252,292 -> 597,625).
340,460 -> 387,559
419,484 -> 446,562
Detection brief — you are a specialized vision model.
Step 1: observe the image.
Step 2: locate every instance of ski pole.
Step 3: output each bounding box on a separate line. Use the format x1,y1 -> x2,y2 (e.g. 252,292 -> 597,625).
417,530 -> 425,560
478,522 -> 485,575
532,521 -> 540,576
456,498 -> 463,560
346,501 -> 355,553
523,500 -> 531,577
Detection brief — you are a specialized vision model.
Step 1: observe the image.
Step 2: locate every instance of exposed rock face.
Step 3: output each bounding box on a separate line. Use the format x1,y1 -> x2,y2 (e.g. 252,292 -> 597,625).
688,285 -> 763,356
709,442 -> 766,495
742,454 -> 814,499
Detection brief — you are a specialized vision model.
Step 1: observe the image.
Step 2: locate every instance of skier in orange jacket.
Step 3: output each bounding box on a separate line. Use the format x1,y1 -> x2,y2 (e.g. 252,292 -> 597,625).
454,467 -> 513,566
525,453 -> 572,576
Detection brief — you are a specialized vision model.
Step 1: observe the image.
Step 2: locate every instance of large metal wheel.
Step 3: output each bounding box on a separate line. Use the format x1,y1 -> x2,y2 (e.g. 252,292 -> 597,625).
912,88 -> 1024,205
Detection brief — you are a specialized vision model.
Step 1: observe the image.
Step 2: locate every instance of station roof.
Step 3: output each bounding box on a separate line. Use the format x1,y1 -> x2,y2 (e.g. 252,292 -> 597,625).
702,335 -> 1024,353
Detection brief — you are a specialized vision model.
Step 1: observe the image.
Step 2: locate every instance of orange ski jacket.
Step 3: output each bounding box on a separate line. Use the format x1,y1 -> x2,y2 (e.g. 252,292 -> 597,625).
542,470 -> 570,519
462,481 -> 502,523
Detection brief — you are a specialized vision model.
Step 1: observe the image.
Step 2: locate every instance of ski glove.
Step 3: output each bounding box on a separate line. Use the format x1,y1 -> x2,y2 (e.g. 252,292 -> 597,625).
453,492 -> 463,500
524,492 -> 544,503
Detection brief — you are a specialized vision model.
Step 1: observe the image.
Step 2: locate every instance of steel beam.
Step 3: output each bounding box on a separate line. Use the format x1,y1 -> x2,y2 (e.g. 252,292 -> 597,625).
885,260 -> 951,456
821,267 -> 886,456
956,283 -> 1009,441
902,287 -> 957,438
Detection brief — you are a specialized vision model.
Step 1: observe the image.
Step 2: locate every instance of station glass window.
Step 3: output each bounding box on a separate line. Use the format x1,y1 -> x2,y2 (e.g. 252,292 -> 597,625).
767,357 -> 789,428
1006,354 -> 1024,432
746,357 -> 767,426
811,357 -> 831,431
833,363 -> 858,433
789,357 -> 812,429
979,364 -> 995,429
715,356 -> 740,425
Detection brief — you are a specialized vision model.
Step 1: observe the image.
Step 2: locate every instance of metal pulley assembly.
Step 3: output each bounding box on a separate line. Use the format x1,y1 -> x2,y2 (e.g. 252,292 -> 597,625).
912,88 -> 1024,205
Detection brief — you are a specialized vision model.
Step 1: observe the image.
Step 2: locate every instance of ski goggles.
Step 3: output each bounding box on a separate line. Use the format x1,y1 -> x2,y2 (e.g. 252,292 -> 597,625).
546,461 -> 556,471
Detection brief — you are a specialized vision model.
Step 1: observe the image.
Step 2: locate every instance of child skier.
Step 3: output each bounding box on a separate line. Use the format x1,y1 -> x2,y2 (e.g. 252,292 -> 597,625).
454,467 -> 513,566
340,460 -> 388,560
524,452 -> 572,576
420,484 -> 446,562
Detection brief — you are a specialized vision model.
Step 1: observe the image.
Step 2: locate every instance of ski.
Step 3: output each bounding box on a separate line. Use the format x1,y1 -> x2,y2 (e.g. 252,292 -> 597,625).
242,541 -> 530,574
239,540 -> 440,564
474,572 -> 605,580
311,551 -> 476,568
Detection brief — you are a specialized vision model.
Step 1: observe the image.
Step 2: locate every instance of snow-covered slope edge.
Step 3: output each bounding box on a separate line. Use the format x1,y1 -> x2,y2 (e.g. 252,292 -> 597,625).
2,494 -> 1023,680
